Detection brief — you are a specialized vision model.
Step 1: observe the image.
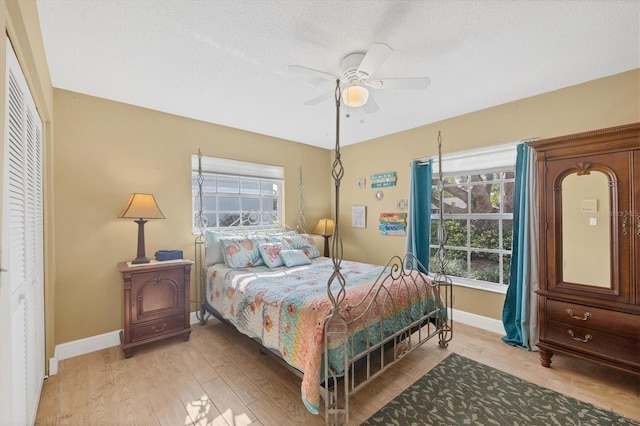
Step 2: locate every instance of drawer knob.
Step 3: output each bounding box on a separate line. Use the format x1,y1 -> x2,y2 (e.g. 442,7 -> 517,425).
565,309 -> 591,321
567,329 -> 592,343
152,323 -> 167,333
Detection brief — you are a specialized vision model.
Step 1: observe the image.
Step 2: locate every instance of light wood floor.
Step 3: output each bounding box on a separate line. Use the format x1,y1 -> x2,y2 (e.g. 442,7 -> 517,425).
35,320 -> 640,425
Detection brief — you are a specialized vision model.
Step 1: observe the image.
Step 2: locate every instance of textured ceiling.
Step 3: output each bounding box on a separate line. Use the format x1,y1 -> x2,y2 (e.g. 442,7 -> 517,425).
36,0 -> 639,149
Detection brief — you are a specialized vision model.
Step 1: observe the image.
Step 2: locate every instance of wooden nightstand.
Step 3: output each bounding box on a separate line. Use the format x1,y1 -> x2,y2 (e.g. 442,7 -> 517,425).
118,260 -> 193,358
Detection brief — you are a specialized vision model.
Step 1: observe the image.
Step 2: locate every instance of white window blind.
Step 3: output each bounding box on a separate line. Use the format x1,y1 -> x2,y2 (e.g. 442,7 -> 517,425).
191,154 -> 284,230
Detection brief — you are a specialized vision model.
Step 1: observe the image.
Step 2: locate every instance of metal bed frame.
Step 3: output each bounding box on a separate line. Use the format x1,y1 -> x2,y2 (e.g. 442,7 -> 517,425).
193,80 -> 452,425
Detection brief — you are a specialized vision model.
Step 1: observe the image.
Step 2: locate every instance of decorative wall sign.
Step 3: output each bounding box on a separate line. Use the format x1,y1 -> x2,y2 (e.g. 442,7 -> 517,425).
352,205 -> 366,228
379,212 -> 407,235
370,171 -> 396,188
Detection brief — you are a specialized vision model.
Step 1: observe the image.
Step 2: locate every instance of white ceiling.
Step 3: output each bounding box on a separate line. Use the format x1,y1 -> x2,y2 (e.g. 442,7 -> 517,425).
36,0 -> 639,149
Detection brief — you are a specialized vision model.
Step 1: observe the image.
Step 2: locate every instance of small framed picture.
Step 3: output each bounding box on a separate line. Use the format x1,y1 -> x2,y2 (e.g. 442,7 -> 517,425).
352,205 -> 366,228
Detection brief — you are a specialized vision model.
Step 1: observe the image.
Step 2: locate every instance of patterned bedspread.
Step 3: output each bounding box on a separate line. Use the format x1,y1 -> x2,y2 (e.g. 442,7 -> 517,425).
205,257 -> 441,414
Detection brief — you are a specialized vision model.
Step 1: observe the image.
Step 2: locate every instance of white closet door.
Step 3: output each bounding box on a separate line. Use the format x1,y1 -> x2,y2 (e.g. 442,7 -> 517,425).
1,36 -> 45,426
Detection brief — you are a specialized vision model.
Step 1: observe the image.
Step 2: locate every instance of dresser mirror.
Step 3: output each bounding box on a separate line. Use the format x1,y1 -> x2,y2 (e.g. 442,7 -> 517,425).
560,170 -> 612,288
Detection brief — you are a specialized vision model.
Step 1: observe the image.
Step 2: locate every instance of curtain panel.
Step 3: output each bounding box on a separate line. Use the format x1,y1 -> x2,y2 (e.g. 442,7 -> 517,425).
502,143 -> 540,350
406,159 -> 432,270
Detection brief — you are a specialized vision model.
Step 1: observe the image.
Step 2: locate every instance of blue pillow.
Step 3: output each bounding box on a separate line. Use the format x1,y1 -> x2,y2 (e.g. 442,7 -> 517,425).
279,249 -> 311,267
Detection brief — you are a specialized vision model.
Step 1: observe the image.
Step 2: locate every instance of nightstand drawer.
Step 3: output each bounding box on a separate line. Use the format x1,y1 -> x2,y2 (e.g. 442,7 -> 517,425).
131,315 -> 185,342
546,299 -> 639,340
546,319 -> 640,367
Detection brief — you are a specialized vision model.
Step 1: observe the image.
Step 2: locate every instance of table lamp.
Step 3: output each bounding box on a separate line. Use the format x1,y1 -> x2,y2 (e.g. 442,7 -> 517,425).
312,218 -> 335,257
118,193 -> 165,264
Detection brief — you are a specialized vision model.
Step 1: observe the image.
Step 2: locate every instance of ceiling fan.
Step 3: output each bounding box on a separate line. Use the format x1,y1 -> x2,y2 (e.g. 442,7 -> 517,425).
288,43 -> 431,113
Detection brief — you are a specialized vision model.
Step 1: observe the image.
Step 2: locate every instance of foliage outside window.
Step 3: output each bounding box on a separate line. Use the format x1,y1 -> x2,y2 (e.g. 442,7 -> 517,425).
430,170 -> 514,292
191,155 -> 283,231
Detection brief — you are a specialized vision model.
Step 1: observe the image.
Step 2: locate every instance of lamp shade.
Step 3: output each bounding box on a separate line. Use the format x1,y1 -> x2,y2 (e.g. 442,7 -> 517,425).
312,218 -> 335,237
118,193 -> 165,219
343,84 -> 369,108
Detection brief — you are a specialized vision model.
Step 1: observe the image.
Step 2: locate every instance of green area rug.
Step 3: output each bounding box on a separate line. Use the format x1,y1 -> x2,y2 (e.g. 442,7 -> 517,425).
362,353 -> 638,425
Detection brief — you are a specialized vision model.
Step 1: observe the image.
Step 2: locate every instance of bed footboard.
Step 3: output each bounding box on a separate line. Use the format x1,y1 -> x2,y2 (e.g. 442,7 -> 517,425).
322,253 -> 452,425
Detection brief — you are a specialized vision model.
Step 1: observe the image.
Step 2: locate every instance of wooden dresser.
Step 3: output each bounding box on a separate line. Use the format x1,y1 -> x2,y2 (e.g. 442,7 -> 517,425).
530,123 -> 639,375
118,260 -> 193,358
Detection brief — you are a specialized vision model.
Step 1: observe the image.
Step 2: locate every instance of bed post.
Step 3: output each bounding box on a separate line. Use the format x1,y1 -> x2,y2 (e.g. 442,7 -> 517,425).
194,149 -> 209,325
323,79 -> 350,425
433,132 -> 453,347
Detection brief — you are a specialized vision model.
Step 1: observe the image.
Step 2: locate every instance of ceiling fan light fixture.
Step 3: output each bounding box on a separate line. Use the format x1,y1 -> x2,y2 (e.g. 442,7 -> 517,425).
343,84 -> 369,108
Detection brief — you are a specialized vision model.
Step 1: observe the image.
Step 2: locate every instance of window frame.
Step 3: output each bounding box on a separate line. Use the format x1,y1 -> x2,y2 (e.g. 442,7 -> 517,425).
191,155 -> 284,233
429,142 -> 518,294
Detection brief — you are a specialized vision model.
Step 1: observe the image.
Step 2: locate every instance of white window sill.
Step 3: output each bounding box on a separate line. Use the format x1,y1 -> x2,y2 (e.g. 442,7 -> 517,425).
448,277 -> 508,295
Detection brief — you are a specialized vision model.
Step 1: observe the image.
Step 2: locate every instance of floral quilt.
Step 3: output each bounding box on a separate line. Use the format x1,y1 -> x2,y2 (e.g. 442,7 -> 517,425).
205,257 -> 441,414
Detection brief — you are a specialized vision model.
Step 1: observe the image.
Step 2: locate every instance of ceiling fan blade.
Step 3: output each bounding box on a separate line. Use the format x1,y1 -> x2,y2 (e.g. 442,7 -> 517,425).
357,43 -> 393,79
288,64 -> 338,80
362,94 -> 379,114
304,91 -> 333,106
368,77 -> 431,90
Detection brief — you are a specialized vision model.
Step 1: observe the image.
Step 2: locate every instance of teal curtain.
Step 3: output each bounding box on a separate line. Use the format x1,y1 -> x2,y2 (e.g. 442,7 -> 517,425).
405,159 -> 432,270
502,143 -> 539,350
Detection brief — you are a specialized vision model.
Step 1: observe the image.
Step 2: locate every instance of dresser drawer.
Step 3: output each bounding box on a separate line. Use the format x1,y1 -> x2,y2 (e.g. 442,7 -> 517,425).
546,299 -> 640,340
546,319 -> 640,367
131,315 -> 185,342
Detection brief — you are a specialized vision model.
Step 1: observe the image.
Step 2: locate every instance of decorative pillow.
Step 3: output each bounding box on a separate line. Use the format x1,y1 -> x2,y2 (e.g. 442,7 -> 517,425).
279,249 -> 311,267
257,242 -> 284,268
204,231 -> 236,266
220,236 -> 269,268
280,233 -> 321,259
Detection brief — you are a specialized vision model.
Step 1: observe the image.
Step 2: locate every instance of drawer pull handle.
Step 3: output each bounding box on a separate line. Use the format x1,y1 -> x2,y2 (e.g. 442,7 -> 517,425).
567,330 -> 592,343
565,309 -> 591,321
152,323 -> 167,333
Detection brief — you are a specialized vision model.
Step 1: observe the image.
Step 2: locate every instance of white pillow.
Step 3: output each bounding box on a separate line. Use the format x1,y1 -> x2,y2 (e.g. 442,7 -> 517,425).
204,231 -> 236,266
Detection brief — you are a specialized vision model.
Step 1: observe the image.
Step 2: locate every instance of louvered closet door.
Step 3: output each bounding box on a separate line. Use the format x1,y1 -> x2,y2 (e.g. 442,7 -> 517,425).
1,37 -> 45,426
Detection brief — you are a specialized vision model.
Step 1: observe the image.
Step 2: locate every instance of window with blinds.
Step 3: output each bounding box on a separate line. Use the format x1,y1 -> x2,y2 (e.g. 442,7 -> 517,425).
191,154 -> 284,231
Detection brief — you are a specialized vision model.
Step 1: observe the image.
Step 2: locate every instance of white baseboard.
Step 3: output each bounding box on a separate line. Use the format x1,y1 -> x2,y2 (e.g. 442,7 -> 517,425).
49,329 -> 121,375
452,308 -> 505,335
48,310 -> 504,375
49,312 -> 202,375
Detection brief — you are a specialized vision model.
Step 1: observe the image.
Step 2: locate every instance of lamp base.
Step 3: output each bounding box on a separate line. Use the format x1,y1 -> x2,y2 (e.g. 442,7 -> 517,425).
132,219 -> 149,264
322,235 -> 330,257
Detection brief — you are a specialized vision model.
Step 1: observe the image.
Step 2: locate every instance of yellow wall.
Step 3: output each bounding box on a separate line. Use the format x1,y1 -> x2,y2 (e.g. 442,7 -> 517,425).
338,69 -> 639,318
52,90 -> 331,344
0,0 -> 55,368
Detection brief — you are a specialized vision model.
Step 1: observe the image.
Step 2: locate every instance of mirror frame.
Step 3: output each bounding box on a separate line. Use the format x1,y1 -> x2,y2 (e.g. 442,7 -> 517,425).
552,161 -> 620,295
